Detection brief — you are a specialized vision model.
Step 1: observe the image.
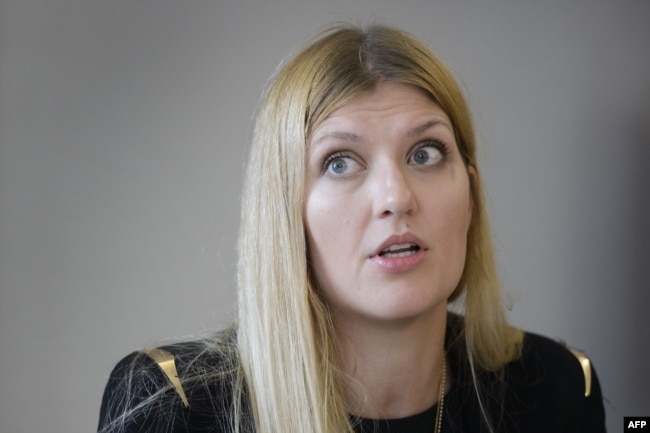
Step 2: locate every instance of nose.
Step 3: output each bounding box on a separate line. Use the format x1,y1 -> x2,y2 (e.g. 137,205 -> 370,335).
371,163 -> 418,218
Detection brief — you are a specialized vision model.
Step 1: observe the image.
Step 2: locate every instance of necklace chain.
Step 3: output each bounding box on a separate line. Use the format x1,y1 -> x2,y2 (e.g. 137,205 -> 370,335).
434,356 -> 446,433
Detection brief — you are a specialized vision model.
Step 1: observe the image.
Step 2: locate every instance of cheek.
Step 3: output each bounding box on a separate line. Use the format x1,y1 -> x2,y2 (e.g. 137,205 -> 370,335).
304,192 -> 341,283
425,183 -> 472,247
304,185 -> 359,246
304,190 -> 363,288
447,173 -> 472,228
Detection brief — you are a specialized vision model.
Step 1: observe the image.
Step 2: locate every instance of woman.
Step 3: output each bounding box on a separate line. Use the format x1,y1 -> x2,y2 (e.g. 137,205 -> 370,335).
98,24 -> 606,433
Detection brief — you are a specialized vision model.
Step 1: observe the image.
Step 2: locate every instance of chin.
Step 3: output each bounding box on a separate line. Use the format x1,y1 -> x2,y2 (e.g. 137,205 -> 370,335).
364,298 -> 448,324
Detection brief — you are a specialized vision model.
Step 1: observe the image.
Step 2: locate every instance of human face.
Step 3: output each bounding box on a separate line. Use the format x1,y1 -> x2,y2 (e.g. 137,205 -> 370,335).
304,82 -> 473,326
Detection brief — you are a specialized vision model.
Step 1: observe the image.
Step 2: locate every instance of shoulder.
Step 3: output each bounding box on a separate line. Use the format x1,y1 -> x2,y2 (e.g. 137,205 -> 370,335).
517,332 -> 589,395
501,331 -> 606,433
98,330 -> 242,433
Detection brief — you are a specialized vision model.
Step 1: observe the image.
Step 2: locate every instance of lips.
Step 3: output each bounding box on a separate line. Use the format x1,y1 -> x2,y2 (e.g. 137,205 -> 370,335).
369,233 -> 427,272
371,233 -> 427,258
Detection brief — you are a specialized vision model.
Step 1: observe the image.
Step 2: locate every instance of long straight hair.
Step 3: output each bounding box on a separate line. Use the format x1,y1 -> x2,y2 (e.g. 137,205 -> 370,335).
236,24 -> 522,433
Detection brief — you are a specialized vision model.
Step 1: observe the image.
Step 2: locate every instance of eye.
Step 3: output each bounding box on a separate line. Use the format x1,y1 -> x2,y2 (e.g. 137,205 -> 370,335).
408,142 -> 446,166
329,157 -> 349,174
324,153 -> 363,176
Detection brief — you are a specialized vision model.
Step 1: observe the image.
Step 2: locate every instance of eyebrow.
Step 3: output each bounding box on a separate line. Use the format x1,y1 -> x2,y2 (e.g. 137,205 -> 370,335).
312,131 -> 362,147
311,118 -> 452,148
405,119 -> 451,137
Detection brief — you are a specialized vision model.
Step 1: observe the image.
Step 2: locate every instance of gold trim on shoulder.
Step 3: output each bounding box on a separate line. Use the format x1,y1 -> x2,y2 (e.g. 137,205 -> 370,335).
568,347 -> 592,397
143,348 -> 190,408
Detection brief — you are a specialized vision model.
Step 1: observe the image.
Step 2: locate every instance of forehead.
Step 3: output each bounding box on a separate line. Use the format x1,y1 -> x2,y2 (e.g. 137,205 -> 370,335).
311,82 -> 453,141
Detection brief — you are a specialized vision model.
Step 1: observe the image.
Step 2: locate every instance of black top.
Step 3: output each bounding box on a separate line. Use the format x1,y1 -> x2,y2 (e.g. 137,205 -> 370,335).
98,317 -> 606,433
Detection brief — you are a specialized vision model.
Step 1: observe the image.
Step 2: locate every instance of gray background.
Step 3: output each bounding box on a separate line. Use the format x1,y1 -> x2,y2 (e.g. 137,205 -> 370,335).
1,1 -> 648,432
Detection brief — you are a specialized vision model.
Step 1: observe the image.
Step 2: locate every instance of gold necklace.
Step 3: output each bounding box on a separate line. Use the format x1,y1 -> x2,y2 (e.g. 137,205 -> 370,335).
434,356 -> 446,433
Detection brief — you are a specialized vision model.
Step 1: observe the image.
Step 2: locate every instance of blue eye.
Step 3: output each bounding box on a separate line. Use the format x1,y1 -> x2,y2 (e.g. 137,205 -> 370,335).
413,148 -> 431,164
329,157 -> 348,174
324,153 -> 362,176
409,143 -> 445,166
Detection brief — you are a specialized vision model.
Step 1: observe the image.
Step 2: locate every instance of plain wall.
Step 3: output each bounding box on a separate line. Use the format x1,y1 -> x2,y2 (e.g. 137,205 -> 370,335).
1,1 -> 648,432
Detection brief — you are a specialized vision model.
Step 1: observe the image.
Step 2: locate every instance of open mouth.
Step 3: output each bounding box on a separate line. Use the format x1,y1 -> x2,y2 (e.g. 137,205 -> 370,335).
378,243 -> 421,258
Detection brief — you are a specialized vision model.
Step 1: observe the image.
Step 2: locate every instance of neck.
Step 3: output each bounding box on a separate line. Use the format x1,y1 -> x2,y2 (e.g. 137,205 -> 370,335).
334,305 -> 449,419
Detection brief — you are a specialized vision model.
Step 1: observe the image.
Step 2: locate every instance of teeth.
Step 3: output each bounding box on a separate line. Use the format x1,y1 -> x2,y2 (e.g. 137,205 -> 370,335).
383,243 -> 415,252
379,243 -> 419,257
382,250 -> 417,258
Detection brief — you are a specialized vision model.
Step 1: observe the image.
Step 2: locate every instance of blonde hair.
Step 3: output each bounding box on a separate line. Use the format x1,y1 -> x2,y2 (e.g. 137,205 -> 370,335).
236,24 -> 523,433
